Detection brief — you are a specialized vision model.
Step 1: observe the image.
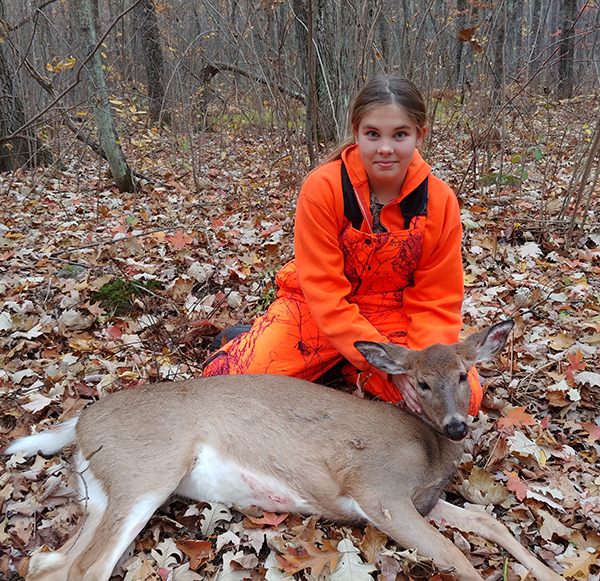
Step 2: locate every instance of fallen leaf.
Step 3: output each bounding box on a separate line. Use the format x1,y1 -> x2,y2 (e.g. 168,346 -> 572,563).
200,503 -> 233,536
460,466 -> 508,505
503,470 -> 529,502
536,508 -> 572,541
518,242 -> 542,258
245,510 -> 288,528
497,406 -> 537,433
215,550 -> 251,581
151,538 -> 182,570
358,524 -> 389,563
330,538 -> 376,581
581,422 -> 600,444
574,371 -> 600,387
278,539 -> 340,575
175,539 -> 213,570
549,332 -> 574,351
82,301 -> 106,316
168,229 -> 193,249
22,394 -> 54,413
565,349 -> 585,380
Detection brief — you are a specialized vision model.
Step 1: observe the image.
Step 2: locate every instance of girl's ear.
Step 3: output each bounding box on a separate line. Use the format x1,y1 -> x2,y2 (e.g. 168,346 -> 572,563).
416,126 -> 427,148
352,126 -> 358,143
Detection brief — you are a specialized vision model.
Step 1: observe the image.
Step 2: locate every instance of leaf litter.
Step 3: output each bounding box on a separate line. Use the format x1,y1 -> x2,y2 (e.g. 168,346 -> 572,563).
1,105 -> 600,580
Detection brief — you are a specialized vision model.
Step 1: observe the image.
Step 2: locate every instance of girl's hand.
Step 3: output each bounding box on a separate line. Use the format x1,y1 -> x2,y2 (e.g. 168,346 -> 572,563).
390,373 -> 421,414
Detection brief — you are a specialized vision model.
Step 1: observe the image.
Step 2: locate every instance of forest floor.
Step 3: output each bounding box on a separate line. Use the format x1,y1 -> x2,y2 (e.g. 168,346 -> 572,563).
1,99 -> 600,581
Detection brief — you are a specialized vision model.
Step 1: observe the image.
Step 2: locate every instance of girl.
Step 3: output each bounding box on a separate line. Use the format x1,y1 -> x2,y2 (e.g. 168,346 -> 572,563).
203,75 -> 482,416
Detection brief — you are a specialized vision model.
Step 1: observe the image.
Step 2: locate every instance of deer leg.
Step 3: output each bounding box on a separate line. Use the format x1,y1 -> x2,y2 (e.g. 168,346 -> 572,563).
26,449 -> 174,581
66,488 -> 171,581
363,500 -> 485,581
428,499 -> 563,581
26,454 -> 109,581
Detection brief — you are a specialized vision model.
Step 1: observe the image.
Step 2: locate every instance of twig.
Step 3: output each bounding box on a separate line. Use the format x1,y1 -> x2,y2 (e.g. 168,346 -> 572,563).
0,0 -> 144,147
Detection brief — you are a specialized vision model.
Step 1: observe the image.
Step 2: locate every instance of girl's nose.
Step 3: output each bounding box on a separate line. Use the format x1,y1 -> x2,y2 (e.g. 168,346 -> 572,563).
378,141 -> 394,154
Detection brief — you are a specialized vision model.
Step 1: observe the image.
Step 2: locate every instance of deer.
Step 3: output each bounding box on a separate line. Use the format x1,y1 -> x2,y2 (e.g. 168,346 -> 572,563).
3,319 -> 563,581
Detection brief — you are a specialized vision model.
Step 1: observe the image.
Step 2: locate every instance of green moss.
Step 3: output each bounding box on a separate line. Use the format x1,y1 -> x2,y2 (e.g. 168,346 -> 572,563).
481,172 -> 522,187
90,277 -> 162,316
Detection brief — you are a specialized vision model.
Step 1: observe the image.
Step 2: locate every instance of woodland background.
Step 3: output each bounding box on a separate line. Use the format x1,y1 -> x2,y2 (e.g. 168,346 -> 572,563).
1,0 -> 600,580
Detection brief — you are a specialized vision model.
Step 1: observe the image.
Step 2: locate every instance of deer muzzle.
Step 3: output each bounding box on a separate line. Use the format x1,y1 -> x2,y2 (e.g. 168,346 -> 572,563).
444,418 -> 468,441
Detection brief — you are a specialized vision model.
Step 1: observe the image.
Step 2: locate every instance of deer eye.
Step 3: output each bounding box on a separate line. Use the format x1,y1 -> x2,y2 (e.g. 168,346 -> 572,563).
417,381 -> 430,391
459,373 -> 468,383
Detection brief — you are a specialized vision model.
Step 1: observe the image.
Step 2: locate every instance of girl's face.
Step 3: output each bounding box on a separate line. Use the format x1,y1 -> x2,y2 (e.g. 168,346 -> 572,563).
353,103 -> 425,200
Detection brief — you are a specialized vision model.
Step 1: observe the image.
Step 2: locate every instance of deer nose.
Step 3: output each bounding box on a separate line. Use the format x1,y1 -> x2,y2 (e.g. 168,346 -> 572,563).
444,419 -> 468,441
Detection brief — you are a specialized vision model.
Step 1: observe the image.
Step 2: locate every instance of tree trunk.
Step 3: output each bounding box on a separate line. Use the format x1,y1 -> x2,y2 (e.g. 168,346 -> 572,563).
72,0 -> 134,192
491,0 -> 507,105
558,0 -> 577,98
527,0 -> 543,88
0,7 -> 51,171
291,0 -> 317,166
135,0 -> 169,125
454,0 -> 467,90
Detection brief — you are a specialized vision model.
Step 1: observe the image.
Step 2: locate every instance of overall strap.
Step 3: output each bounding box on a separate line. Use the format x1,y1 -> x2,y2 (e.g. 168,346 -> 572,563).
341,162 -> 363,229
341,162 -> 429,230
400,177 -> 428,229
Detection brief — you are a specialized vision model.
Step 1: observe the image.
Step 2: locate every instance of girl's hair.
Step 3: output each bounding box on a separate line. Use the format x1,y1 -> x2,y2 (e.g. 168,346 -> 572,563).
324,75 -> 426,163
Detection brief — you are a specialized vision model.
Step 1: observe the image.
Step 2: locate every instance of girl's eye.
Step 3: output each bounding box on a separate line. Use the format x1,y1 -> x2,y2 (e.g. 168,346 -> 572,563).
367,131 -> 378,138
395,132 -> 406,139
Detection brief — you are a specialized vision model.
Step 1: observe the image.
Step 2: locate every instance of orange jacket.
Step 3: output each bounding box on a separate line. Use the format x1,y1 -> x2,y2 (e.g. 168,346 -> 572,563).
292,145 -> 465,379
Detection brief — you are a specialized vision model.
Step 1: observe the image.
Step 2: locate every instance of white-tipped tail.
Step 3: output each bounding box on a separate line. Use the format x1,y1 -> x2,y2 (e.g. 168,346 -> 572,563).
4,417 -> 79,457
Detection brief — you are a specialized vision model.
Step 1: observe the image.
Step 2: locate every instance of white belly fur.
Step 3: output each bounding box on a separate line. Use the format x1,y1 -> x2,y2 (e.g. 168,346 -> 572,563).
175,444 -> 315,513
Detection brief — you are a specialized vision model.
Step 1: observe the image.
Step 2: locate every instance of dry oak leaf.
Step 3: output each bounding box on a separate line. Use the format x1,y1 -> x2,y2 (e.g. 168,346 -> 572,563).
503,470 -> 529,502
290,514 -> 325,544
278,538 -> 340,575
171,563 -> 203,581
22,394 -> 54,413
244,510 -> 288,528
574,371 -> 600,387
168,229 -> 193,249
581,422 -> 600,444
0,517 -> 11,544
559,546 -> 599,580
122,554 -> 158,581
82,301 -> 106,316
549,332 -> 574,351
358,523 -> 389,563
330,538 -> 377,581
375,552 -> 404,581
460,466 -> 508,505
215,529 -> 240,552
496,406 -> 537,434
215,550 -> 254,581
151,538 -> 182,570
506,430 -> 546,464
175,539 -> 213,570
200,502 -> 233,536
536,508 -> 572,541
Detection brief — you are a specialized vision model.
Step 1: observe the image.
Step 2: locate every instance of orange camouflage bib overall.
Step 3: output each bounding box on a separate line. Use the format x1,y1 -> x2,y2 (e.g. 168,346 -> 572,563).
203,166 -> 482,413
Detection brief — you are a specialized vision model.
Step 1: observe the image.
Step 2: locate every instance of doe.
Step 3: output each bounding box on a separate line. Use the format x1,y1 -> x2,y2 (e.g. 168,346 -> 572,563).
4,320 -> 563,581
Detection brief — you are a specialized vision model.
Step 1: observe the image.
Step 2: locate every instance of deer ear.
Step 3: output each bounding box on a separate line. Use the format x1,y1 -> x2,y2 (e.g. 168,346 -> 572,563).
461,320 -> 515,364
354,341 -> 412,374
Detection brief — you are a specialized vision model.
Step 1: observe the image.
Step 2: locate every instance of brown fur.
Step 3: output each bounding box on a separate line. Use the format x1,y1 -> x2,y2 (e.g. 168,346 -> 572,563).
6,321 -> 562,581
